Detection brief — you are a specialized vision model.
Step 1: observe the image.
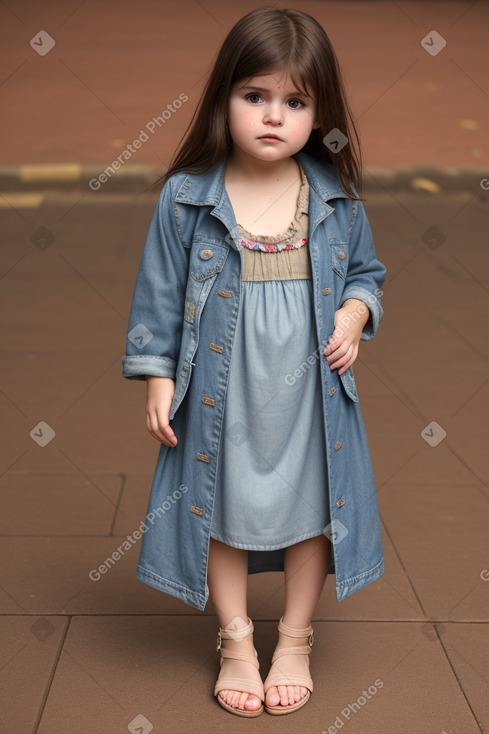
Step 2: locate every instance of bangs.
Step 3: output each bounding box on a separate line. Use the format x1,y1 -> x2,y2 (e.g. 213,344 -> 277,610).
230,33 -> 318,101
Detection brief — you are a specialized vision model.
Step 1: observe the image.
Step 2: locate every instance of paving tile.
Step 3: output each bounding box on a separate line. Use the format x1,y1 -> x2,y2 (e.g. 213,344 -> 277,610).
444,378 -> 489,490
0,474 -> 122,535
0,615 -> 68,733
52,366 -> 158,476
0,249 -> 121,420
0,528 -> 422,621
442,622 -> 489,731
15,366 -> 154,477
112,474 -> 154,536
369,308 -> 488,421
245,522 -> 424,622
377,438 -> 481,488
0,537 -> 193,615
36,617 -> 480,734
380,482 -> 489,620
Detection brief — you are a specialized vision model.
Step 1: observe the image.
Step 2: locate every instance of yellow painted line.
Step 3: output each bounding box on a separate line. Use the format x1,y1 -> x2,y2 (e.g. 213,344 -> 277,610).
458,118 -> 479,130
0,193 -> 44,208
411,177 -> 440,194
19,164 -> 82,181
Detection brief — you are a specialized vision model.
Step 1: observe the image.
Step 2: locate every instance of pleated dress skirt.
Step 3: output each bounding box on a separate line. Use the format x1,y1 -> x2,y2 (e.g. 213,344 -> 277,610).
210,166 -> 331,551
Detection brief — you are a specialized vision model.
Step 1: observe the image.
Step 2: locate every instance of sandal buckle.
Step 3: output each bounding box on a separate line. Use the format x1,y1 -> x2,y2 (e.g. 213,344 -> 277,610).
216,630 -> 222,651
308,630 -> 314,647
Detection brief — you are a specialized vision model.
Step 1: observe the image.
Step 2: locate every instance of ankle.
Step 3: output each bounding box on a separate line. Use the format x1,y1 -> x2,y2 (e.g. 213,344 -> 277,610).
217,616 -> 255,652
219,615 -> 251,637
280,615 -> 312,631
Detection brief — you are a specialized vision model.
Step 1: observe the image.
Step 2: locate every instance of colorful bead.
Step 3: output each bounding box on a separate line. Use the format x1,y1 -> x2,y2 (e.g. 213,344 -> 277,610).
240,237 -> 308,253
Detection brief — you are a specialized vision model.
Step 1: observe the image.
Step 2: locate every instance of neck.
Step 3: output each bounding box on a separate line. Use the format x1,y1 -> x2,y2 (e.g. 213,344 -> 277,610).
225,149 -> 299,183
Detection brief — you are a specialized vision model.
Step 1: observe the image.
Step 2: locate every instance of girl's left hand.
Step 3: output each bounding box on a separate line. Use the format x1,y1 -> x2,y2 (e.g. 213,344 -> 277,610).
324,298 -> 370,375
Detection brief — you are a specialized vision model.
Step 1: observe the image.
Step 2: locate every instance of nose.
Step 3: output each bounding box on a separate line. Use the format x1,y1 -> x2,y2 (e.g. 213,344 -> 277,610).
263,102 -> 283,126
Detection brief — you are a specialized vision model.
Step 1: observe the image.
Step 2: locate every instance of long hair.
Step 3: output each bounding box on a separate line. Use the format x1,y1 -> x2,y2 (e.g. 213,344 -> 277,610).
149,7 -> 363,199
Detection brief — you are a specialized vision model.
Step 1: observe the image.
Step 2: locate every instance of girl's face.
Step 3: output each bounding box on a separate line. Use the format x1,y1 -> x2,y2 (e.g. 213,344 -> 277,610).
227,71 -> 319,165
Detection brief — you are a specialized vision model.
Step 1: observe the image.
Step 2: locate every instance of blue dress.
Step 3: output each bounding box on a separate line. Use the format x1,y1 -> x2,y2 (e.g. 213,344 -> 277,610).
209,164 -> 330,550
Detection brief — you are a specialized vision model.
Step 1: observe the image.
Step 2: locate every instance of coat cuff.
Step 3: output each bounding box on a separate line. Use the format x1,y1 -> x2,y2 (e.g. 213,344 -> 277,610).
121,355 -> 176,381
340,286 -> 383,341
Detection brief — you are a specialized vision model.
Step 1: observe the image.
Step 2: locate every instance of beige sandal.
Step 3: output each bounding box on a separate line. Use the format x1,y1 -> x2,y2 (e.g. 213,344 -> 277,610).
264,616 -> 314,715
214,617 -> 264,717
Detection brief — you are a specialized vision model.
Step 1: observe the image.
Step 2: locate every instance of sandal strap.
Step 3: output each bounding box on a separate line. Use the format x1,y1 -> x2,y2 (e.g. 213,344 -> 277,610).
215,619 -> 264,700
271,644 -> 312,663
219,647 -> 260,670
278,616 -> 314,646
264,647 -> 313,694
266,644 -> 313,691
217,617 -> 254,649
263,618 -> 315,695
215,675 -> 264,700
264,671 -> 313,692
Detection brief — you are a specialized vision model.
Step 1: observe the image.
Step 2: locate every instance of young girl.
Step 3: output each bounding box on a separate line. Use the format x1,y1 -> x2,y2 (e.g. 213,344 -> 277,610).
122,7 -> 386,718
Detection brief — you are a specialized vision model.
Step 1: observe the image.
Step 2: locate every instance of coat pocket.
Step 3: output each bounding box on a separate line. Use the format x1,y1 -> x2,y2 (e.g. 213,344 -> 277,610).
184,241 -> 229,324
189,241 -> 229,281
339,366 -> 359,402
329,241 -> 349,280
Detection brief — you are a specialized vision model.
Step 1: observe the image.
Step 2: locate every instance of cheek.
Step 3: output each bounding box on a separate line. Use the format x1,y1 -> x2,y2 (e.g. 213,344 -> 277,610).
229,105 -> 254,137
293,112 -> 316,138
228,101 -> 246,131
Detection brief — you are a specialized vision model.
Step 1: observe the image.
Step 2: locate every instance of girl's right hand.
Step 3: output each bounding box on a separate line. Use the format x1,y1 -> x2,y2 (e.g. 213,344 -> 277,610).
145,376 -> 178,447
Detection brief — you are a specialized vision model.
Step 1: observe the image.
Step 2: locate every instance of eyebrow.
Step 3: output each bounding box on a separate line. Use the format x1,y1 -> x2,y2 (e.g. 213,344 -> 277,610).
238,85 -> 312,98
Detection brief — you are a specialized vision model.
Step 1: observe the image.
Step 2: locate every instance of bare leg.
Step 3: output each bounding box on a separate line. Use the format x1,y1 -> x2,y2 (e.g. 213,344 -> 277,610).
265,534 -> 330,708
207,537 -> 263,712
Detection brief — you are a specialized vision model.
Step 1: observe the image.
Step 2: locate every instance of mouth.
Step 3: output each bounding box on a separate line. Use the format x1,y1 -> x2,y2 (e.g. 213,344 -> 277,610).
258,134 -> 282,141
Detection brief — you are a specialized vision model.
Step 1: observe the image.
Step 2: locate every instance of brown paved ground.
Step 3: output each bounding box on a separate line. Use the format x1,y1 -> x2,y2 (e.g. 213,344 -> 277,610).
0,0 -> 488,168
1,186 -> 488,732
1,1 -> 489,732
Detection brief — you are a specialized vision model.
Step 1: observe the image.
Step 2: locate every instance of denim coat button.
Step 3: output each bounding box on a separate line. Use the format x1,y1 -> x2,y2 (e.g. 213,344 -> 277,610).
337,498 -> 346,507
329,387 -> 337,396
200,249 -> 213,260
322,287 -> 332,295
338,251 -> 346,260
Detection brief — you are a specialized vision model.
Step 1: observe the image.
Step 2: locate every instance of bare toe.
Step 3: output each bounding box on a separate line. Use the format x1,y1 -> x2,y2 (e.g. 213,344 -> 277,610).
244,694 -> 262,711
265,686 -> 280,706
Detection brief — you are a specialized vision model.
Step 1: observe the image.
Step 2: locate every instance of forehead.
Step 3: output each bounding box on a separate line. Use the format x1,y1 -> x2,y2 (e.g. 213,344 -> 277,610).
234,71 -> 311,95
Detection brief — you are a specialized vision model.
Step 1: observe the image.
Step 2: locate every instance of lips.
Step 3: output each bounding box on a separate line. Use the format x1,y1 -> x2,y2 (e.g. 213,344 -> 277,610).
259,134 -> 282,141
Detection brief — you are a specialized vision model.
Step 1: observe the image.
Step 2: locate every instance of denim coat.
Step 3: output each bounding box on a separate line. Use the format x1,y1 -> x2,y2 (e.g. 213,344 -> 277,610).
122,150 -> 387,611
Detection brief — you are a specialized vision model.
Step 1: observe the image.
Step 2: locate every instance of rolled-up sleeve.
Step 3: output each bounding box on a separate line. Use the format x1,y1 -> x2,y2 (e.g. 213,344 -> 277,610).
340,198 -> 386,341
122,176 -> 189,380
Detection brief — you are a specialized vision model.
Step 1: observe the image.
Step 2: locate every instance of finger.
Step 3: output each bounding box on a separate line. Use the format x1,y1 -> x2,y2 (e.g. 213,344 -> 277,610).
328,345 -> 354,370
325,331 -> 348,354
147,409 -> 177,446
326,340 -> 350,363
335,345 -> 359,374
158,422 -> 178,447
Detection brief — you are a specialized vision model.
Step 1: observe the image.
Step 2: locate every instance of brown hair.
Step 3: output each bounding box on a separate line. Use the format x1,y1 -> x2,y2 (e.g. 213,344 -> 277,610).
149,7 -> 363,199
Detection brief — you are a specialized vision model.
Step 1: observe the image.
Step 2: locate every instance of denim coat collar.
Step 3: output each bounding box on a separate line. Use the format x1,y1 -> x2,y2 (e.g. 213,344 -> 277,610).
174,151 -> 349,250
